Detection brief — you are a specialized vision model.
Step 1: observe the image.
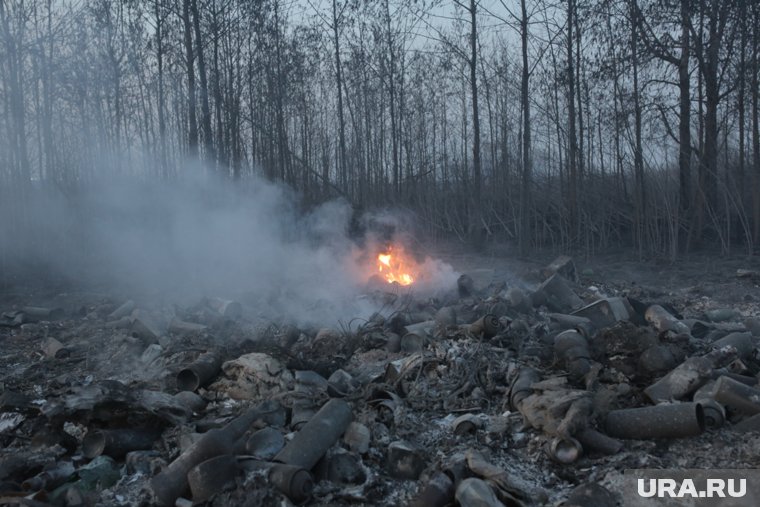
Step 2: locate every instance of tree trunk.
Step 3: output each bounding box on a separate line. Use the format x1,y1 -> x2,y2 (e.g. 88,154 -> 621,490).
566,0 -> 578,241
154,0 -> 167,176
519,0 -> 532,255
631,0 -> 645,255
182,0 -> 198,157
678,0 -> 691,248
738,2 -> 747,189
332,0 -> 347,192
697,0 -> 728,245
191,0 -> 214,166
273,0 -> 288,182
752,6 -> 760,247
469,0 -> 483,241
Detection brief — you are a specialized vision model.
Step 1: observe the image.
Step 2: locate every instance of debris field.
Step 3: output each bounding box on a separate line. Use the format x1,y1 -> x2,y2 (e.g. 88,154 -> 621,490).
2,254 -> 760,506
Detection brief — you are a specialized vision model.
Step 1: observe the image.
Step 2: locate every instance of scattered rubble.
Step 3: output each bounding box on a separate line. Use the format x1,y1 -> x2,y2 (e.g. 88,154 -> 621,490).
1,253 -> 760,506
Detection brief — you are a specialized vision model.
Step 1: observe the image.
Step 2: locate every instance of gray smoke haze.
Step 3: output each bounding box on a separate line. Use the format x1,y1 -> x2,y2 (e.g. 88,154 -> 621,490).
0,159 -> 458,327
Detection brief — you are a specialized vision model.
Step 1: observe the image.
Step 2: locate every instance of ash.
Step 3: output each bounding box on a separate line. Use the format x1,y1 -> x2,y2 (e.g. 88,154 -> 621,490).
1,251 -> 759,507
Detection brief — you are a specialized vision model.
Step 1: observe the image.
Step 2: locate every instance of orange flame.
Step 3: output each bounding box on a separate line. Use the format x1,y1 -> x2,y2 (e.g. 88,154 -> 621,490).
377,248 -> 415,285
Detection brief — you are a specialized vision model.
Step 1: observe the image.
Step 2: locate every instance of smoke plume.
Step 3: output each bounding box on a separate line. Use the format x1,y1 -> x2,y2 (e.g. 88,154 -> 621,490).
0,159 -> 458,327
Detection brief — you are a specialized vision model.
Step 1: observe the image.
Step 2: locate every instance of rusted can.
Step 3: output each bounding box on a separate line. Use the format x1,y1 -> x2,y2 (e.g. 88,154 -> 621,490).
469,314 -> 501,338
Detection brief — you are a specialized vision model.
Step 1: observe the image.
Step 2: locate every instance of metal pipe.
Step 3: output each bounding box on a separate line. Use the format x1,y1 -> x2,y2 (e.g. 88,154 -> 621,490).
240,460 -> 314,503
269,463 -> 314,503
173,391 -> 207,413
548,436 -> 583,463
509,367 -> 540,410
710,332 -> 756,359
400,332 -> 427,352
548,313 -> 592,332
403,320 -> 436,336
605,403 -> 705,439
575,427 -> 623,455
176,351 -> 222,392
534,274 -> 584,313
274,399 -> 352,470
644,356 -> 714,402
82,429 -> 158,459
645,305 -> 690,334
554,329 -> 591,380
150,401 -> 282,506
469,314 -> 501,338
187,454 -> 238,504
108,300 -> 135,320
712,375 -> 760,416
434,307 -> 457,327
21,462 -> 75,491
410,471 -> 455,507
20,306 -> 64,322
732,413 -> 760,433
206,297 -> 242,318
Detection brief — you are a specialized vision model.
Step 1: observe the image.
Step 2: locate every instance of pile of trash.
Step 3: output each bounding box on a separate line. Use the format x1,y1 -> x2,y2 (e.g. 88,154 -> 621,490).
1,255 -> 760,506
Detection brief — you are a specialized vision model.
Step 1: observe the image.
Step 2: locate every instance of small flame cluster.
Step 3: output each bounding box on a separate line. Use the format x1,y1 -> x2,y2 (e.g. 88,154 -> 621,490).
377,247 -> 415,286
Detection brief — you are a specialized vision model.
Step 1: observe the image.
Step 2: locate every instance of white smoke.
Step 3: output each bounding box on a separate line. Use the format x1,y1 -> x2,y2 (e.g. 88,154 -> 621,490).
0,156 -> 458,327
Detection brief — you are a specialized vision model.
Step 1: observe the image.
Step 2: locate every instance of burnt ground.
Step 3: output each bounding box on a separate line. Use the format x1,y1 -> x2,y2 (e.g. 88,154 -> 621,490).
1,247 -> 760,506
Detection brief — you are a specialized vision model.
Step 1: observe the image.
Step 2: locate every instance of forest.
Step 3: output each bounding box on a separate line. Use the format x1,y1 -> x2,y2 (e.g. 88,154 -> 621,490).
3,3 -> 760,505
0,0 -> 758,262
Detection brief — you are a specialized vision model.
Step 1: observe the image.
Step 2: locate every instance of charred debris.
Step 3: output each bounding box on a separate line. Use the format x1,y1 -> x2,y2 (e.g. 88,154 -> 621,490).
1,256 -> 760,506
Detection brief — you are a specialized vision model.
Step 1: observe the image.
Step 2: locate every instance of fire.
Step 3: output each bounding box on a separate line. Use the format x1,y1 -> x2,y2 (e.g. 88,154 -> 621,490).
377,248 -> 415,285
